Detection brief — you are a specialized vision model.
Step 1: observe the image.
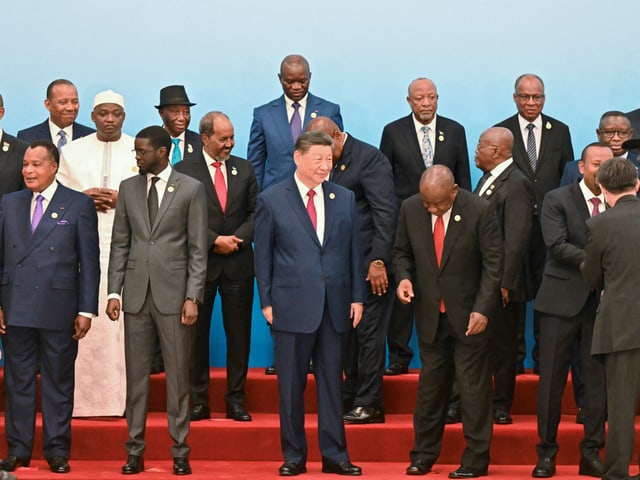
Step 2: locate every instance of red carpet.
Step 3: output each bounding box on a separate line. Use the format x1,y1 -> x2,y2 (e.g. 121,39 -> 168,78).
1,368 -> 639,478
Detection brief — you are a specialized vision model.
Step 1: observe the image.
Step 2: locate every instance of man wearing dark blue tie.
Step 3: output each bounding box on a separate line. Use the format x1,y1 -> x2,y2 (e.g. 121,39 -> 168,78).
254,131 -> 366,476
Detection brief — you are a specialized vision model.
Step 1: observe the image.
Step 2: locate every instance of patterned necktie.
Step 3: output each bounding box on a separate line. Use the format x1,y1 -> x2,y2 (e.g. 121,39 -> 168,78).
433,215 -> 445,312
290,102 -> 302,143
57,130 -> 67,151
148,176 -> 160,227
306,189 -> 317,230
421,125 -> 433,168
590,197 -> 601,217
212,161 -> 227,212
526,123 -> 537,171
31,194 -> 45,233
171,138 -> 181,166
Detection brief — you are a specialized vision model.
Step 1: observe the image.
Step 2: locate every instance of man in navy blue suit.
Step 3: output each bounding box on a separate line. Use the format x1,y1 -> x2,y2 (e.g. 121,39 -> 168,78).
17,79 -> 95,147
248,54 -> 343,192
254,131 -> 366,476
0,141 -> 100,474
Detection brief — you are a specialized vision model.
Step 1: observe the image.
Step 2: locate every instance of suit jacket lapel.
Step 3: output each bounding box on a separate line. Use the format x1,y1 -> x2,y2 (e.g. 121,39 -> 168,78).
509,116 -> 531,174
439,195 -> 464,271
285,178 -> 321,247
538,114 -> 553,166
224,157 -> 240,211
135,175 -> 152,231
152,171 -> 180,231
321,182 -> 336,245
270,96 -> 294,148
303,93 -> 319,130
25,184 -> 70,257
194,154 -> 220,211
569,182 -> 590,221
401,115 -> 426,172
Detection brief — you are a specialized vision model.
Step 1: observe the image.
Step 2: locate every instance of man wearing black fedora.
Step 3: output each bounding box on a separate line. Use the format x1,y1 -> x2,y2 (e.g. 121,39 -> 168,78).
156,85 -> 202,166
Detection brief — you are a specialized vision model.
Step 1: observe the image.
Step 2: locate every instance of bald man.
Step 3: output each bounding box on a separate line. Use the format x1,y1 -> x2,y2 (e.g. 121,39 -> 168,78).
307,117 -> 397,424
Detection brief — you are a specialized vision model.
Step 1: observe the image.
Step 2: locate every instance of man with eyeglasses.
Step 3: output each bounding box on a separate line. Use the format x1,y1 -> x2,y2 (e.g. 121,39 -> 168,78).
561,111 -> 638,186
495,73 -> 574,376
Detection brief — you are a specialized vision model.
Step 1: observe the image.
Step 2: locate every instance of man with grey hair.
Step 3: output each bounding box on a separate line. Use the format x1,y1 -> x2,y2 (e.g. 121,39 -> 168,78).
582,156 -> 640,480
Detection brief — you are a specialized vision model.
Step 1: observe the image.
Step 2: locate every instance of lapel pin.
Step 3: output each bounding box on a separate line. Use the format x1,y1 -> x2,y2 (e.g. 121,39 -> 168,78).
167,185 -> 175,193
310,111 -> 318,119
438,131 -> 445,142
51,212 -> 58,219
545,121 -> 552,130
329,193 -> 335,200
231,166 -> 238,176
486,189 -> 493,196
2,142 -> 9,152
454,214 -> 461,222
187,144 -> 193,153
340,165 -> 346,171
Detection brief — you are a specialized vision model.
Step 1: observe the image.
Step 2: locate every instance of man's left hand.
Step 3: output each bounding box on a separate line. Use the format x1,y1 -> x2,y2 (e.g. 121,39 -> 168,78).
366,262 -> 388,296
466,311 -> 488,336
350,302 -> 364,328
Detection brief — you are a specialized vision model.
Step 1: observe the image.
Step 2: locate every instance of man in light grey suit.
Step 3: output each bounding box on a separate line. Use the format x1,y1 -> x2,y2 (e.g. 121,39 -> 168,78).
106,126 -> 207,476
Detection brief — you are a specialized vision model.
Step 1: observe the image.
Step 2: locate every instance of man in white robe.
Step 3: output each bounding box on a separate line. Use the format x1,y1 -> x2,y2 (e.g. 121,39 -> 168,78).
58,90 -> 137,417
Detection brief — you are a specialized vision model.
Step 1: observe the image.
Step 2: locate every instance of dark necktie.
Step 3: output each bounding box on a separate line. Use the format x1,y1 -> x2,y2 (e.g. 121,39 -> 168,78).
306,189 -> 317,230
590,197 -> 601,217
290,102 -> 302,143
474,173 -> 491,195
213,161 -> 227,212
31,194 -> 45,233
148,176 -> 160,227
526,123 -> 537,171
171,138 -> 181,166
57,130 -> 67,151
433,215 -> 445,313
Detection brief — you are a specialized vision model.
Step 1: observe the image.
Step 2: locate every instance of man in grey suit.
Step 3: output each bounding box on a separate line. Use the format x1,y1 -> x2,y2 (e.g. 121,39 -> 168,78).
106,126 -> 207,476
582,156 -> 640,480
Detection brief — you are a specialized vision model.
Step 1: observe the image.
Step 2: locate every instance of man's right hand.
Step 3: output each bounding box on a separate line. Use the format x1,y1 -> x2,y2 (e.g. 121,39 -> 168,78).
214,235 -> 243,255
106,298 -> 121,321
397,279 -> 414,304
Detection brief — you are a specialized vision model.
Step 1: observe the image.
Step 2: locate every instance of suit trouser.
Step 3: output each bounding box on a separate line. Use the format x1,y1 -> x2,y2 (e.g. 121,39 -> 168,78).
190,276 -> 253,408
124,293 -> 191,458
273,310 -> 350,466
535,293 -> 605,460
490,301 -> 523,412
602,348 -> 640,480
411,313 -> 492,470
3,325 -> 77,460
343,289 -> 394,408
386,297 -> 414,366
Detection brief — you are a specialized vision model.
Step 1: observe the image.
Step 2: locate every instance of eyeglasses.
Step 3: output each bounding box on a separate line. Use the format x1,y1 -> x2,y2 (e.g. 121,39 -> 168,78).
476,143 -> 499,150
515,94 -> 545,103
598,129 -> 632,139
132,148 -> 154,155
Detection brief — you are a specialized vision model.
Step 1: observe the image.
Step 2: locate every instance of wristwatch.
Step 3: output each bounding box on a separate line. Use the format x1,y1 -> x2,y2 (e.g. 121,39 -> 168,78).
372,259 -> 385,268
185,297 -> 200,305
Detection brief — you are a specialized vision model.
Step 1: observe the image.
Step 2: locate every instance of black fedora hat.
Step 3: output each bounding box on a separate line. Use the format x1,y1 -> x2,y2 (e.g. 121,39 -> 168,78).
155,85 -> 196,109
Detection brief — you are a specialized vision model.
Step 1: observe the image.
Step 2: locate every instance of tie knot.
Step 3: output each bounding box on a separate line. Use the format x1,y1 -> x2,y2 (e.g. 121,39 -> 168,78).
421,126 -> 430,134
172,138 -> 180,147
590,197 -> 601,208
36,194 -> 45,203
307,189 -> 316,199
213,161 -> 222,169
527,123 -> 535,132
150,176 -> 160,185
293,102 -> 300,110
59,130 -> 66,138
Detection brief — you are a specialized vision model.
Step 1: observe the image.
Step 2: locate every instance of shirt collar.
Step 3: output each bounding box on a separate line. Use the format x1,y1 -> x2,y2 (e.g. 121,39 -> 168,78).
285,93 -> 308,109
147,164 -> 172,183
34,180 -> 58,200
412,114 -> 437,136
517,114 -> 542,131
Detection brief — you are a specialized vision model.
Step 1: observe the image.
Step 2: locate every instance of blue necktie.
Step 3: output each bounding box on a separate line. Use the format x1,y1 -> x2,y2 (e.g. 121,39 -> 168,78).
171,138 -> 181,166
57,130 -> 67,151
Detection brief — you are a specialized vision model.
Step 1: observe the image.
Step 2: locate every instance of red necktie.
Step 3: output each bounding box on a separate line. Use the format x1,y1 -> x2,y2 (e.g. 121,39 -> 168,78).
306,189 -> 317,230
212,161 -> 227,212
433,215 -> 446,312
589,197 -> 601,217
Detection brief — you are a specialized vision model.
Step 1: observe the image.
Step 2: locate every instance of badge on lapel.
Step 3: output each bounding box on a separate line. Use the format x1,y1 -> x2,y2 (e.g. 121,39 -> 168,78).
438,131 -> 445,142
2,142 -> 9,152
167,185 -> 175,193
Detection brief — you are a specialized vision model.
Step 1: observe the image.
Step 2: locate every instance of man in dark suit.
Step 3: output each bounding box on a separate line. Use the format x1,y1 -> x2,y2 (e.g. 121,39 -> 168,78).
175,112 -> 258,423
474,127 -> 533,425
531,143 -> 610,478
393,165 -> 502,478
582,156 -> 640,480
495,73 -> 574,374
17,79 -> 94,147
380,77 -> 471,380
106,126 -> 207,476
626,107 -> 640,139
157,85 -> 202,166
248,54 -> 343,192
254,131 -> 366,476
0,141 -> 100,474
561,111 -> 638,186
0,94 -> 27,199
306,117 -> 397,424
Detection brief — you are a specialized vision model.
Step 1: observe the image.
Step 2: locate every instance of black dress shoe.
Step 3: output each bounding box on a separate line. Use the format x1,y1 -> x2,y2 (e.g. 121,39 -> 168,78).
226,404 -> 252,422
122,455 -> 144,474
278,461 -> 307,476
406,459 -> 431,475
48,456 -> 70,474
265,365 -> 277,375
321,459 -> 362,475
173,457 -> 191,475
576,408 -> 585,424
190,404 -> 211,421
532,457 -> 556,478
448,466 -> 488,478
578,456 -> 604,477
446,405 -> 462,424
494,409 -> 513,425
0,455 -> 29,471
343,406 -> 385,424
384,362 -> 409,375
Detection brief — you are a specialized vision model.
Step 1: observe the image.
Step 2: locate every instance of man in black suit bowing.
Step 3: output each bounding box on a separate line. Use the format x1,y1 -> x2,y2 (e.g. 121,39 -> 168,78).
474,127 -> 533,425
17,79 -> 95,147
495,73 -> 574,373
381,77 -> 471,378
175,112 -> 258,423
306,117 -> 397,424
582,156 -> 640,480
531,143 -> 610,478
393,165 -> 502,478
0,94 -> 27,199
